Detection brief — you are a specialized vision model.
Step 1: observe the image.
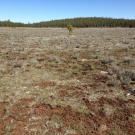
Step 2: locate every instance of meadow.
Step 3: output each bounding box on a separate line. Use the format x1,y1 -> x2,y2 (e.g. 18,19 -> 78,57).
0,27 -> 135,134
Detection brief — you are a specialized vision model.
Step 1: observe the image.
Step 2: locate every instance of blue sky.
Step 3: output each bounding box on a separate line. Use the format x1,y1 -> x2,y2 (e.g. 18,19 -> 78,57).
0,0 -> 135,23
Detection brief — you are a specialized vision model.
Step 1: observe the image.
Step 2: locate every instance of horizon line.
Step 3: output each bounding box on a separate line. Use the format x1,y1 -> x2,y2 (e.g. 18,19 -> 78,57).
0,16 -> 135,24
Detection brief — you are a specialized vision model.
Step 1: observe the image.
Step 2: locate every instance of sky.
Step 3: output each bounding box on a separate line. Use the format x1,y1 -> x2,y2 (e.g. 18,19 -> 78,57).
0,0 -> 135,23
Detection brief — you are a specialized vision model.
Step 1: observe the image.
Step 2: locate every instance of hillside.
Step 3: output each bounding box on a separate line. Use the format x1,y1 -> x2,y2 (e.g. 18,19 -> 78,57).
0,17 -> 135,27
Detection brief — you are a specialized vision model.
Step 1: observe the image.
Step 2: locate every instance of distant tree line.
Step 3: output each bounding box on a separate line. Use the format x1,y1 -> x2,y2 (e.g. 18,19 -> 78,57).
0,20 -> 25,27
0,17 -> 135,28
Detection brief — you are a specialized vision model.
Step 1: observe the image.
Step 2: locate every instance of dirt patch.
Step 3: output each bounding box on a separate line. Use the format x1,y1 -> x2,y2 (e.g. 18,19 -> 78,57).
0,102 -> 7,117
34,81 -> 56,88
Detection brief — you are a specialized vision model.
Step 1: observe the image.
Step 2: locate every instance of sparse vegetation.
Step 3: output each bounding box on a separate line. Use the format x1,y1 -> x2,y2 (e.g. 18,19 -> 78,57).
0,28 -> 134,134
67,24 -> 73,35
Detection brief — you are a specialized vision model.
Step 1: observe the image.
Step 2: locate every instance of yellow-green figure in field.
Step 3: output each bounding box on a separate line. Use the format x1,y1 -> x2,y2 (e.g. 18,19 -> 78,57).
67,24 -> 73,35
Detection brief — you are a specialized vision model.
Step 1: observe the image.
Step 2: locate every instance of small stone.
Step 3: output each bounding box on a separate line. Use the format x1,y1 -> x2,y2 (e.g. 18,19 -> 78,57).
81,59 -> 88,62
100,71 -> 108,75
34,86 -> 39,89
99,124 -> 108,133
76,80 -> 80,83
35,64 -> 42,69
23,87 -> 27,89
26,91 -> 30,94
127,93 -> 131,96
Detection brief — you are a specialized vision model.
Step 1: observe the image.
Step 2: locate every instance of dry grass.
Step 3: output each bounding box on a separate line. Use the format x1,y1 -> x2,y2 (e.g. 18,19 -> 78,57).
0,27 -> 135,134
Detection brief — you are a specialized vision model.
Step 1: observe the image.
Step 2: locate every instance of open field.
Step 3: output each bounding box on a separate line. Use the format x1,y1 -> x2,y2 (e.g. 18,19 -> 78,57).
0,27 -> 135,135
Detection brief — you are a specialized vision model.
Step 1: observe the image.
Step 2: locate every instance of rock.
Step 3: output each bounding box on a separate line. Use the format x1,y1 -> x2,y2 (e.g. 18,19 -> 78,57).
35,64 -> 42,69
100,71 -> 108,76
81,59 -> 88,62
99,124 -> 108,133
126,93 -> 131,97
